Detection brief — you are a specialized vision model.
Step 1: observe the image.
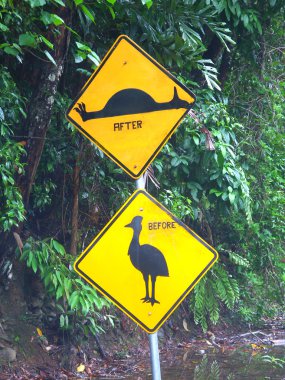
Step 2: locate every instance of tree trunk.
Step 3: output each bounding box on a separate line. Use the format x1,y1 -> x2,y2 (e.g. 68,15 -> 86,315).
18,7 -> 72,212
70,143 -> 83,256
203,35 -> 224,63
219,50 -> 230,88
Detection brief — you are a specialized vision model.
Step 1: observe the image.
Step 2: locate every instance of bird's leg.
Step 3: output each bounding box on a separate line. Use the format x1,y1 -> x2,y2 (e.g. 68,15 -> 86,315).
149,275 -> 160,306
141,273 -> 150,303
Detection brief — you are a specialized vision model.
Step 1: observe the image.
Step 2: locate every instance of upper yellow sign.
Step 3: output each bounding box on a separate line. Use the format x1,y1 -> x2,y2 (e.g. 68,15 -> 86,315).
74,190 -> 218,333
66,35 -> 195,179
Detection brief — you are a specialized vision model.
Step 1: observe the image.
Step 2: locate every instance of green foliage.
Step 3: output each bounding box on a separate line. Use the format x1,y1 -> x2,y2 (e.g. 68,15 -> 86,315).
1,0 -> 235,88
20,237 -> 112,336
0,0 -> 115,66
74,41 -> 100,68
154,98 -> 252,225
0,141 -> 25,231
261,355 -> 285,369
221,13 -> 285,320
32,180 -> 56,211
0,1 -> 50,63
0,66 -> 25,231
103,0 -> 236,91
209,0 -> 263,33
1,0 -> 284,335
192,264 -> 239,331
159,189 -> 193,221
194,355 -> 235,380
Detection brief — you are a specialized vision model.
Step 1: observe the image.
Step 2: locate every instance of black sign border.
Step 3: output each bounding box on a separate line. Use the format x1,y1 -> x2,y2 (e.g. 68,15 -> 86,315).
66,35 -> 196,179
74,190 -> 218,333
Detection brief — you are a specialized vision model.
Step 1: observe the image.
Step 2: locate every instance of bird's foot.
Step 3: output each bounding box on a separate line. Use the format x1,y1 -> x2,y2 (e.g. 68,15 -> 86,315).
149,298 -> 160,306
141,297 -> 150,303
74,102 -> 88,122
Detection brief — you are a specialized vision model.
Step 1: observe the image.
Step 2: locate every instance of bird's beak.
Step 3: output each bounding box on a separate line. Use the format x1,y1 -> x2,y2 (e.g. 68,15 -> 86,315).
125,222 -> 132,228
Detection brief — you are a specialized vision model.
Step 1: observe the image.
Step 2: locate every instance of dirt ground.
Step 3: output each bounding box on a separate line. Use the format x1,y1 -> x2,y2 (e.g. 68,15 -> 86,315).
1,306 -> 283,380
0,262 -> 284,379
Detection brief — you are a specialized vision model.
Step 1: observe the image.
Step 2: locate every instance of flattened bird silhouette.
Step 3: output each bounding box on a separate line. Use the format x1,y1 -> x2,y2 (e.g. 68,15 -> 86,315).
74,87 -> 190,121
125,216 -> 169,306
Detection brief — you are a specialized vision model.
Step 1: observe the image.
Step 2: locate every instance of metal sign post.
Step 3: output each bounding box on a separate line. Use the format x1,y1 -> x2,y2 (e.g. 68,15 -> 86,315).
149,332 -> 162,380
136,175 -> 161,380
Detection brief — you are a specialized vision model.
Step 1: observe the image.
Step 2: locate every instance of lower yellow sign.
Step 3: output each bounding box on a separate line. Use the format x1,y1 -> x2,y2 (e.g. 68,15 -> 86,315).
74,190 -> 218,333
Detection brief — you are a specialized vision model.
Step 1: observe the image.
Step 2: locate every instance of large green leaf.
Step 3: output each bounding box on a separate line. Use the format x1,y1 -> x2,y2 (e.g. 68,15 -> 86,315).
19,33 -> 37,48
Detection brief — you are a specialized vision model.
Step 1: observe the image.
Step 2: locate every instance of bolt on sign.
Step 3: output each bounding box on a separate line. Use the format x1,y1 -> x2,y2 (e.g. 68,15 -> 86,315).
66,35 -> 195,179
74,190 -> 218,333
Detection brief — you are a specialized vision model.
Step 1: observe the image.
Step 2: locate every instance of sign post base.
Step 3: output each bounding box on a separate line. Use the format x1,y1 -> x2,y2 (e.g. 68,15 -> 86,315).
149,331 -> 162,380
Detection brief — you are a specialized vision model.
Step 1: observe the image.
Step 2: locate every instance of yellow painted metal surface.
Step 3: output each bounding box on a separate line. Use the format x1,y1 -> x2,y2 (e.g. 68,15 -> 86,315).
66,35 -> 195,179
74,190 -> 218,333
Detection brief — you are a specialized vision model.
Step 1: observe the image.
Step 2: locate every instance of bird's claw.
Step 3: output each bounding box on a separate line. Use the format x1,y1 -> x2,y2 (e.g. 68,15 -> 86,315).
74,102 -> 88,121
148,298 -> 160,306
141,297 -> 160,306
141,297 -> 150,303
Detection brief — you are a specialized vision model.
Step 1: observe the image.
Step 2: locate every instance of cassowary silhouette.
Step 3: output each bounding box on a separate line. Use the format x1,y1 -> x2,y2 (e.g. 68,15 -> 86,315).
125,216 -> 169,306
74,86 -> 190,121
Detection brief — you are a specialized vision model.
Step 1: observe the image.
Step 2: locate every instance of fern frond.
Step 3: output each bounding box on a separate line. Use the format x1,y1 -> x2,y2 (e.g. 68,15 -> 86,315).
209,360 -> 221,380
191,264 -> 240,331
206,285 -> 220,324
231,252 -> 250,267
194,356 -> 209,380
193,278 -> 208,331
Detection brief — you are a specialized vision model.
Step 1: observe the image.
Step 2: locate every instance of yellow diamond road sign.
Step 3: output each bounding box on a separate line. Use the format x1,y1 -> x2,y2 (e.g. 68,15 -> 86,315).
66,35 -> 195,179
74,190 -> 218,333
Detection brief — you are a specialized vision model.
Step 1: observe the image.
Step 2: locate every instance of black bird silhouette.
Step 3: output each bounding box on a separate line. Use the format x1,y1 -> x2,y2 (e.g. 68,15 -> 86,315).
74,86 -> 190,121
125,216 -> 169,306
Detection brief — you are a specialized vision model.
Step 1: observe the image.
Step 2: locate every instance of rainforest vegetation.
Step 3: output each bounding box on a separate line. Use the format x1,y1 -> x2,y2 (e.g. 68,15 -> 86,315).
0,0 -> 284,358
